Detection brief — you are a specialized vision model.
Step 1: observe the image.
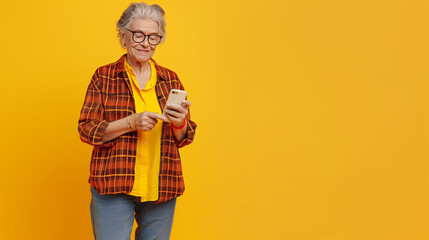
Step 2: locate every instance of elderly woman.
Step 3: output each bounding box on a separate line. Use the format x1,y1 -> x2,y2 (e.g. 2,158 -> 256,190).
78,2 -> 196,240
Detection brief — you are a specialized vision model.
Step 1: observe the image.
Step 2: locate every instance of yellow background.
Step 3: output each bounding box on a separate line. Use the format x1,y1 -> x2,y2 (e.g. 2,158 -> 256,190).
0,0 -> 428,239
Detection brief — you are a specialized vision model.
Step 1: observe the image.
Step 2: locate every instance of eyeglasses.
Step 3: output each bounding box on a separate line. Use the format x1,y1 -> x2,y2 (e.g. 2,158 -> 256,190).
127,29 -> 162,46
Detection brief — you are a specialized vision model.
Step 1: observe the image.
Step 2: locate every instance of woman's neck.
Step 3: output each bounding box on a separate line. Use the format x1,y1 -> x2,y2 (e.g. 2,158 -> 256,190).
127,55 -> 150,75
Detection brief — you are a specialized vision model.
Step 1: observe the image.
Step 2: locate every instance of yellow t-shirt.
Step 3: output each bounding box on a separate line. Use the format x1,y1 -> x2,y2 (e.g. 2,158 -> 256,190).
125,59 -> 162,201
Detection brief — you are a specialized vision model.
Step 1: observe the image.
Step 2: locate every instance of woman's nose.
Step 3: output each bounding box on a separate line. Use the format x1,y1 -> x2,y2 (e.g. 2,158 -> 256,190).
141,37 -> 150,47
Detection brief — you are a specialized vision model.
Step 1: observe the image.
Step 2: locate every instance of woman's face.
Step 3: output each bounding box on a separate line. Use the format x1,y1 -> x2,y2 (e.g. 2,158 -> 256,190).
122,18 -> 159,64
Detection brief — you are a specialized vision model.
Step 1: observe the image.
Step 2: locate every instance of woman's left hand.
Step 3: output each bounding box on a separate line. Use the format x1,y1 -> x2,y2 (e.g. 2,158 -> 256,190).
163,100 -> 192,127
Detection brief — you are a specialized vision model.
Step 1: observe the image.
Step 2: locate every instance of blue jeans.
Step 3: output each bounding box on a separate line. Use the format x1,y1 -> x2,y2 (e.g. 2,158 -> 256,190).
90,187 -> 176,240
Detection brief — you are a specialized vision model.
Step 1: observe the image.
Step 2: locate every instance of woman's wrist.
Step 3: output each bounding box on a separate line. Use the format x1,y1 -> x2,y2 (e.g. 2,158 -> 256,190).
171,119 -> 186,129
128,114 -> 136,131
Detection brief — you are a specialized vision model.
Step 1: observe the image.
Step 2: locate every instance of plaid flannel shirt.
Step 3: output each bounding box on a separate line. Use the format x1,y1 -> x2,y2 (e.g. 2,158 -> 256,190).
78,54 -> 197,203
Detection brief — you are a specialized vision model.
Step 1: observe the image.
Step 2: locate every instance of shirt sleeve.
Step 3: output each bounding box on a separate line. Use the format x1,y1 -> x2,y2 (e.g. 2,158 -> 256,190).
174,118 -> 197,148
171,75 -> 197,148
78,69 -> 114,147
173,107 -> 197,148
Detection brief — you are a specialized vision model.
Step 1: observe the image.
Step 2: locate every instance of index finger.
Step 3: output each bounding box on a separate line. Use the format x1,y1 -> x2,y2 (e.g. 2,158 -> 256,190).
147,112 -> 165,121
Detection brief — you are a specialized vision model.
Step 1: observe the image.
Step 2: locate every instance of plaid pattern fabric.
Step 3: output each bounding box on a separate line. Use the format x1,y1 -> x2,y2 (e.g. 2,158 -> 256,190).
78,54 -> 197,203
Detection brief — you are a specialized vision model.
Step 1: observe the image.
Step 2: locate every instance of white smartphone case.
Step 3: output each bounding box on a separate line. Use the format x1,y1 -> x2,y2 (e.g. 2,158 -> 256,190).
162,89 -> 187,121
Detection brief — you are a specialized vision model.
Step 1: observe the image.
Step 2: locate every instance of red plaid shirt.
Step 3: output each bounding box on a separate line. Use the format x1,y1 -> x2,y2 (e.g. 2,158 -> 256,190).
78,55 -> 197,203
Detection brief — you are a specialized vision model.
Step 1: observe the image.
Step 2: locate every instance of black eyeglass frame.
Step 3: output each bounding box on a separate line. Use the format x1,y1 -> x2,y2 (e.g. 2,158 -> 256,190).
126,28 -> 163,45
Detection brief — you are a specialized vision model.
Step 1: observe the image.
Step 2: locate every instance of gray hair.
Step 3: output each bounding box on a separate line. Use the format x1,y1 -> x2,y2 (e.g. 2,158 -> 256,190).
116,2 -> 166,47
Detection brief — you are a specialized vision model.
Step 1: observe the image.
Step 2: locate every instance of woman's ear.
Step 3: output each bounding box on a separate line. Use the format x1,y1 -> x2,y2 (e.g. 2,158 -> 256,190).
121,34 -> 126,47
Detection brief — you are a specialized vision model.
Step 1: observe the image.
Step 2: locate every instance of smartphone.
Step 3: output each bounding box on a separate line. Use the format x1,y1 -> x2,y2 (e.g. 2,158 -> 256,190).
162,89 -> 187,122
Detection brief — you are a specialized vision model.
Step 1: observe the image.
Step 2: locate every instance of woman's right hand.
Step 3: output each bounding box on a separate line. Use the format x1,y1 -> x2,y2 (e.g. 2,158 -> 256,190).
102,111 -> 162,143
134,111 -> 163,131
